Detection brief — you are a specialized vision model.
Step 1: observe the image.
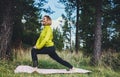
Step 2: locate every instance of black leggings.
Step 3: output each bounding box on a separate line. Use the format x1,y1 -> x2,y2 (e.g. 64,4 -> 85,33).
31,46 -> 73,69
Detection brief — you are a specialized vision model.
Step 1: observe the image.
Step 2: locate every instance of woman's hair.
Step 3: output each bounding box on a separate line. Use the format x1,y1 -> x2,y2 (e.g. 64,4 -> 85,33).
44,15 -> 52,25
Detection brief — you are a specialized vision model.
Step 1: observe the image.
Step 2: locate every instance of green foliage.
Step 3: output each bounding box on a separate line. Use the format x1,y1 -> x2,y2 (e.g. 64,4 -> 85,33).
53,29 -> 64,51
62,15 -> 72,50
59,0 -> 96,52
102,0 -> 120,51
11,0 -> 42,47
80,1 -> 96,53
59,0 -> 120,53
11,0 -> 56,47
22,31 -> 39,45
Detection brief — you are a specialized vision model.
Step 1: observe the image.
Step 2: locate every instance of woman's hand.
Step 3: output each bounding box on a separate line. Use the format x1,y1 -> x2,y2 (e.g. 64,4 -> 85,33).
33,46 -> 36,49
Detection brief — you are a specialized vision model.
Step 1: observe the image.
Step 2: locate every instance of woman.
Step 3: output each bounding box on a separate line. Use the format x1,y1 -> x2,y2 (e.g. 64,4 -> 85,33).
31,15 -> 74,70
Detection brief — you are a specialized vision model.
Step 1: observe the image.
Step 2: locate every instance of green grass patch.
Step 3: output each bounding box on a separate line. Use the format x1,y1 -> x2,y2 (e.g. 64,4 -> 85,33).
0,49 -> 120,77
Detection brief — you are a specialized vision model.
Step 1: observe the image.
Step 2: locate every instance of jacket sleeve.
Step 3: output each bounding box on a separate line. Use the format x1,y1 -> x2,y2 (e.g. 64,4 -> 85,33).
35,28 -> 51,49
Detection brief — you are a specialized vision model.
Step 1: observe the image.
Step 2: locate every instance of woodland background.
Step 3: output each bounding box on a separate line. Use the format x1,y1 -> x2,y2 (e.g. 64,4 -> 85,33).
0,0 -> 120,77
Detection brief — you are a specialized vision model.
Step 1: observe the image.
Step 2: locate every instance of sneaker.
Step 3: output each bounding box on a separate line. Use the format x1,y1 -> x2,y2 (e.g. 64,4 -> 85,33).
68,67 -> 79,71
33,67 -> 38,71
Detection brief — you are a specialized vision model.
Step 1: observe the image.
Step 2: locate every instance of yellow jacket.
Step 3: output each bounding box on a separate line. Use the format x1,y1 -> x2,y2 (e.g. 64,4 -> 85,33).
35,25 -> 54,49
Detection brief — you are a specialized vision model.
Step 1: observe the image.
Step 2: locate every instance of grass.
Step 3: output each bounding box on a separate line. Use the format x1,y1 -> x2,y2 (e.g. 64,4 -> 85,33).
0,48 -> 120,77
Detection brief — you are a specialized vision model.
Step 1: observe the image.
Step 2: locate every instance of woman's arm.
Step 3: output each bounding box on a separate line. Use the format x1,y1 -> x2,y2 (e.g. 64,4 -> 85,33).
35,28 -> 51,49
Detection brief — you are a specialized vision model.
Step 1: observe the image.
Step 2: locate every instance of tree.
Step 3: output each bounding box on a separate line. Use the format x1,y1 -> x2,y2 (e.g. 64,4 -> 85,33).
58,0 -> 120,54
110,0 -> 120,51
102,0 -> 120,51
92,0 -> 102,65
12,0 -> 44,48
0,0 -> 49,60
58,0 -> 80,53
75,0 -> 80,53
61,14 -> 74,52
53,29 -> 64,51
0,0 -> 14,60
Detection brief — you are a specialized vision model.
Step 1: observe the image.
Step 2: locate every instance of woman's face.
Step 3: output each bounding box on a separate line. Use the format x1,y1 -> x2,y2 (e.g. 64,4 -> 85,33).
42,17 -> 48,25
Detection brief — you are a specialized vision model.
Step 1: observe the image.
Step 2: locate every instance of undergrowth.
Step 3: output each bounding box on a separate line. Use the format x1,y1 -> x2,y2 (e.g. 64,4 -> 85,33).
0,48 -> 119,77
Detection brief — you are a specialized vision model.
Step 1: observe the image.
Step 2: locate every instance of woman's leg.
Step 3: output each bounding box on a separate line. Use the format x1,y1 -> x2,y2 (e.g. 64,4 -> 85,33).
48,47 -> 73,69
31,47 -> 48,67
31,46 -> 73,69
31,48 -> 39,67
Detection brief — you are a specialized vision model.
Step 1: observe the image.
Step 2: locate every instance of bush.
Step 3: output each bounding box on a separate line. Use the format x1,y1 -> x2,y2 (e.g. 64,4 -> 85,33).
102,51 -> 120,71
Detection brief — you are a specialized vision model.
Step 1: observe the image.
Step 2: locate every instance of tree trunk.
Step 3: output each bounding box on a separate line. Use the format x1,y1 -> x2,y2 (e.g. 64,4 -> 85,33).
92,0 -> 102,65
75,0 -> 80,53
0,1 -> 14,60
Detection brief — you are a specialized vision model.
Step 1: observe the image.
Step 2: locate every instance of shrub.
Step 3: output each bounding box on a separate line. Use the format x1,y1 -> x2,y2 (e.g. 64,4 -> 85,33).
102,51 -> 120,71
